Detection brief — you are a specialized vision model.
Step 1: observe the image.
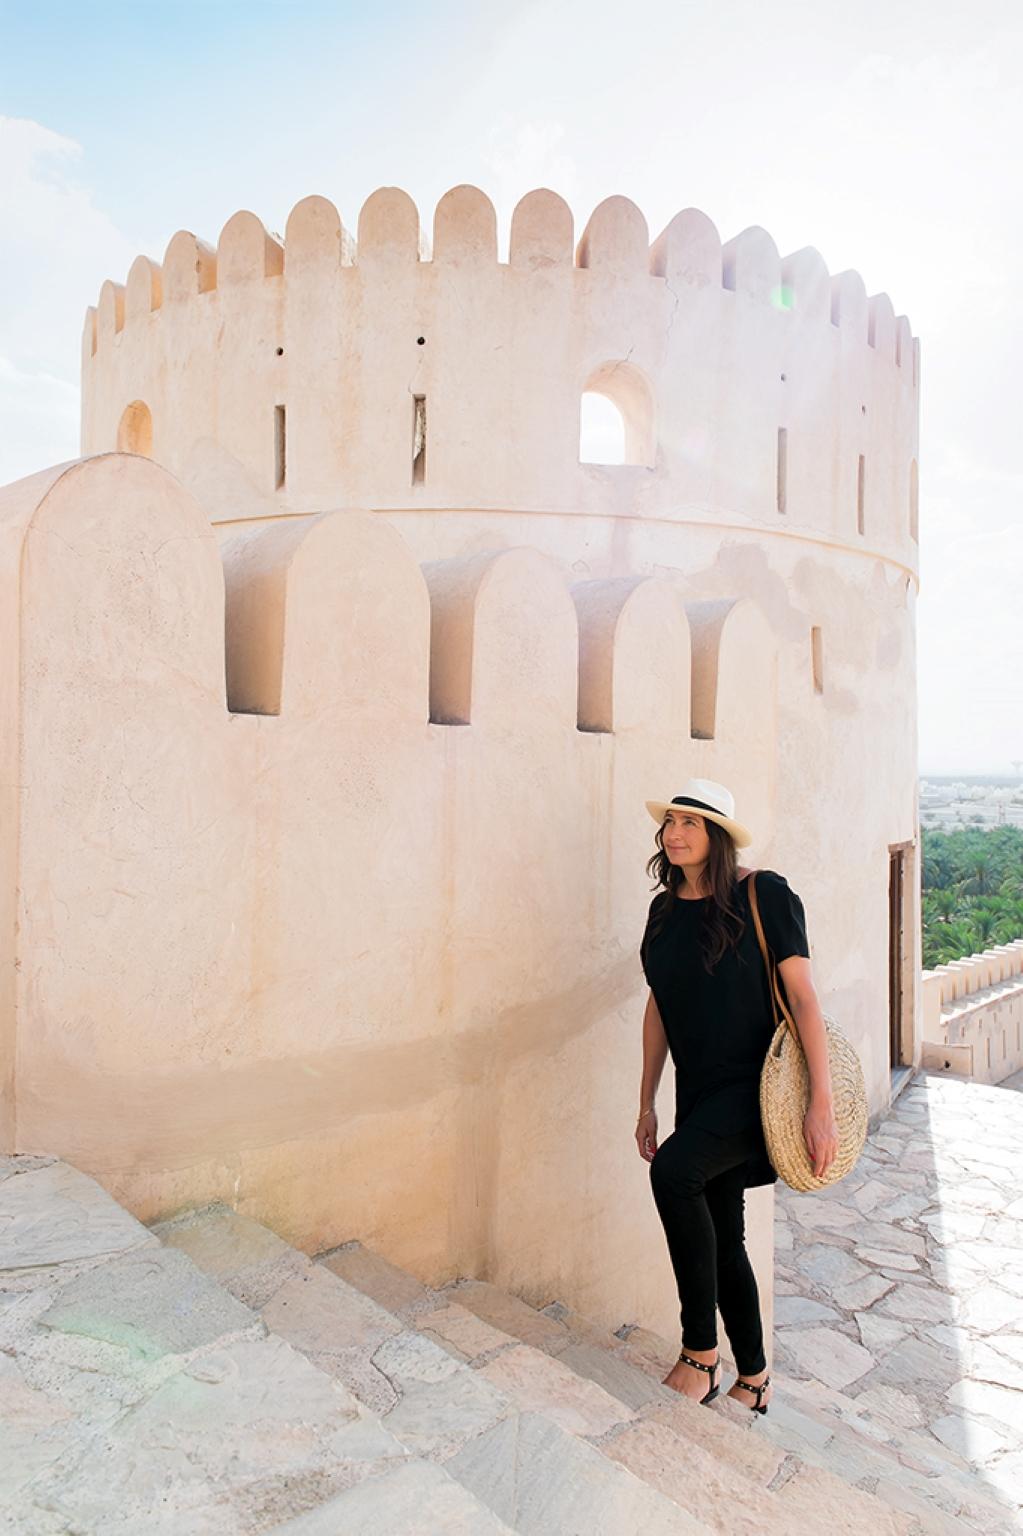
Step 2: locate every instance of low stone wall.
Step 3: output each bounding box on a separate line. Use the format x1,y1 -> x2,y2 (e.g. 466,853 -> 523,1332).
921,940 -> 1023,1083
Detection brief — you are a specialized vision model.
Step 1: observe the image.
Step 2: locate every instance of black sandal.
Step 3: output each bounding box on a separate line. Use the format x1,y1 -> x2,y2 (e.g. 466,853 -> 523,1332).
675,1349 -> 721,1405
732,1373 -> 771,1415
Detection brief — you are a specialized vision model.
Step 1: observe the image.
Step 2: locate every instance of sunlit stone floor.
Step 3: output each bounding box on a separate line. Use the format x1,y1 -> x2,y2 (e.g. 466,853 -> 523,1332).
774,1067 -> 1023,1512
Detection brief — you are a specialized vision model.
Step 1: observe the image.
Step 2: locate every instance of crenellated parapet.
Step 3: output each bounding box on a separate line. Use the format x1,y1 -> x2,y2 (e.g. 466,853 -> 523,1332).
2,454 -> 779,1086
81,186 -> 919,574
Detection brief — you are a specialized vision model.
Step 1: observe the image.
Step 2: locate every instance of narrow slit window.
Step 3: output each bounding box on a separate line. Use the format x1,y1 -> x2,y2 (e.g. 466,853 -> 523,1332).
776,427 -> 787,514
412,395 -> 426,484
856,454 -> 865,534
274,404 -> 287,490
811,626 -> 824,694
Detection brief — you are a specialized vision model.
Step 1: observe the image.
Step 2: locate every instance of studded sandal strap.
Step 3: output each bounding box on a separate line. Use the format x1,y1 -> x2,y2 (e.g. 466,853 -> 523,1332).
678,1351 -> 718,1375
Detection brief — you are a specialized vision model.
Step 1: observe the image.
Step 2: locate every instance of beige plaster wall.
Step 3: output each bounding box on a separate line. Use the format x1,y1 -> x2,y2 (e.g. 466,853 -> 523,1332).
0,185 -> 920,1349
922,943 -> 1023,1085
1,451 -> 918,1351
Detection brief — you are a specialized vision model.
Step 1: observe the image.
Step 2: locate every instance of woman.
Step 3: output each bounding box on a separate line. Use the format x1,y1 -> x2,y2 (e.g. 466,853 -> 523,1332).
636,777 -> 838,1414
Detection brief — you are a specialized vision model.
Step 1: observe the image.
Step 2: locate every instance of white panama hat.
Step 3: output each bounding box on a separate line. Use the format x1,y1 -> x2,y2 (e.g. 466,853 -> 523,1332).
645,777 -> 753,849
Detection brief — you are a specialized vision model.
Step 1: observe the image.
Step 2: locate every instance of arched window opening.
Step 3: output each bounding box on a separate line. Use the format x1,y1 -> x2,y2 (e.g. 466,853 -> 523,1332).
909,459 -> 919,542
117,400 -> 153,457
580,392 -> 626,465
579,361 -> 655,468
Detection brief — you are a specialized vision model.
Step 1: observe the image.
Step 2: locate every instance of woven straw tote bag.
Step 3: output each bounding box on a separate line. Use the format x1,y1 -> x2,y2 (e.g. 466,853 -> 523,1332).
748,872 -> 868,1191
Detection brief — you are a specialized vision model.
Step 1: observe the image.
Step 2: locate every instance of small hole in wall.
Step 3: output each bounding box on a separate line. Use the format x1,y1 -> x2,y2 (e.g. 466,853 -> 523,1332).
861,404 -> 866,415
780,373 -> 787,383
276,347 -> 284,357
416,336 -> 426,346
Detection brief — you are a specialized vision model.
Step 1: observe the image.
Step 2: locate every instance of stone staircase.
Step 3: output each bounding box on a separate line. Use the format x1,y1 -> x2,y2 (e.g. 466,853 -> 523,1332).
2,1156 -> 1018,1535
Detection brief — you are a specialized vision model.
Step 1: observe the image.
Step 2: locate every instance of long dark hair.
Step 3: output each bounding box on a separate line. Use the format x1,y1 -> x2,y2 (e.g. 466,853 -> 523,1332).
644,815 -> 746,973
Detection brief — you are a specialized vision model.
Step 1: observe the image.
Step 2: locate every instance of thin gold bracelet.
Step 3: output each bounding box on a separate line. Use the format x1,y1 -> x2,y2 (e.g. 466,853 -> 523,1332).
636,1105 -> 655,1122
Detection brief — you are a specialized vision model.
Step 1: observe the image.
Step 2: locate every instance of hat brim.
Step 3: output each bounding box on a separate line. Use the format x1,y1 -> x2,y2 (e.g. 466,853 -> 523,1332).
645,800 -> 753,849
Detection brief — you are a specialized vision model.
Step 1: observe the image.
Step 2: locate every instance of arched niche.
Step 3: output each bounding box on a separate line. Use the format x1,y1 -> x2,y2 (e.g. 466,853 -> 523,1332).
117,400 -> 153,457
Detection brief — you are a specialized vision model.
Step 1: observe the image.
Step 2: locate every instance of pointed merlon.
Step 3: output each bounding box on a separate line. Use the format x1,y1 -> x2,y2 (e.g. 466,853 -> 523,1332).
722,227 -> 781,303
867,293 -> 896,358
125,256 -> 163,322
284,196 -> 355,270
780,248 -> 830,322
649,208 -> 721,288
223,511 -> 429,719
895,315 -> 913,370
686,597 -> 774,745
16,455 -> 224,699
357,188 -> 423,265
576,196 -> 649,275
433,186 -> 498,266
423,548 -> 577,730
509,189 -> 574,271
82,306 -> 98,363
98,280 -> 125,340
573,577 -> 689,734
163,231 -> 217,302
829,270 -> 868,340
217,211 -> 284,285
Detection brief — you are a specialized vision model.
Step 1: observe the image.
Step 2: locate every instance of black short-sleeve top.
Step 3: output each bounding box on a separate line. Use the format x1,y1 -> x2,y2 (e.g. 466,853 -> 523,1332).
640,869 -> 810,1150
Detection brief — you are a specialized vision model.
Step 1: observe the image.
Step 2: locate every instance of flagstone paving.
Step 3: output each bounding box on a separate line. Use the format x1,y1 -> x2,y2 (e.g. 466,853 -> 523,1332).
5,1079 -> 1023,1534
774,1066 -> 1023,1512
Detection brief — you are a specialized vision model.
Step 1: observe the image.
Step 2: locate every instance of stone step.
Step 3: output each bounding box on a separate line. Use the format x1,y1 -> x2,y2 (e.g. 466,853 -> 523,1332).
156,1207 -> 719,1535
152,1199 -> 1023,1536
545,1298 -> 1018,1534
506,1278 -> 1018,1535
0,1159 -> 530,1536
160,1208 -> 942,1534
334,1242 -> 1017,1536
319,1238 -> 953,1536
263,1458 -> 518,1535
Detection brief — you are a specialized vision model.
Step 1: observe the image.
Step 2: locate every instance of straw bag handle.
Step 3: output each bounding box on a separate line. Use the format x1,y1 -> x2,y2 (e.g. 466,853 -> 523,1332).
747,872 -> 801,1047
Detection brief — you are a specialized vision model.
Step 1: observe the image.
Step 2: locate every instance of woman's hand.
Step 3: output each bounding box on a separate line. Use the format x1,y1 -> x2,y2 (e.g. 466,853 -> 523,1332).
803,1095 -> 839,1179
636,1108 -> 658,1162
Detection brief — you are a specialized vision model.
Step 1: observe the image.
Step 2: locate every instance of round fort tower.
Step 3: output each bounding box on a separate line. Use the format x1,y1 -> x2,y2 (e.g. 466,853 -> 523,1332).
81,185 -> 919,584
79,184 -> 923,1106
0,182 -> 926,1301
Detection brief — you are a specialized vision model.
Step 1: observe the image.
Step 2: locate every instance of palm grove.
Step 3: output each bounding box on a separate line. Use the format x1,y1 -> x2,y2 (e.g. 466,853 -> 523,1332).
922,826 -> 1023,969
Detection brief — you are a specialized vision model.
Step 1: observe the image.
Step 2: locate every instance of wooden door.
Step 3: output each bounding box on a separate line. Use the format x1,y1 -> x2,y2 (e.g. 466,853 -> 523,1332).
888,847 -> 907,1068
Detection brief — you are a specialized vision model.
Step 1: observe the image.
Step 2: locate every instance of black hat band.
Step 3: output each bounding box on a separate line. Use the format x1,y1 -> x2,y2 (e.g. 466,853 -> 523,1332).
669,796 -> 727,817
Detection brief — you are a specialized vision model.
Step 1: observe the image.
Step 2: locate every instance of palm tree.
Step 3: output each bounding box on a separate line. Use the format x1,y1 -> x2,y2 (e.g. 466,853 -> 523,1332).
964,858 -> 991,897
921,825 -> 1023,963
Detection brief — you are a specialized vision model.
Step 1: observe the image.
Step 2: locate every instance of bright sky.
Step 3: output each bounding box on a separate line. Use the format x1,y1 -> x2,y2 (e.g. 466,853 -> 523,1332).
1,0 -> 1020,774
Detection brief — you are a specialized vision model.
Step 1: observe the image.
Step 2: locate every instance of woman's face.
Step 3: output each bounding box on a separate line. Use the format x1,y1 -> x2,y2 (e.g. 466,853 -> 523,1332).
661,809 -> 710,866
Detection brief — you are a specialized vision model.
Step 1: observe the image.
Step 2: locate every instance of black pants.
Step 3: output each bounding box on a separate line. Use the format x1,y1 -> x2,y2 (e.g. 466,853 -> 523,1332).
649,1119 -> 767,1376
